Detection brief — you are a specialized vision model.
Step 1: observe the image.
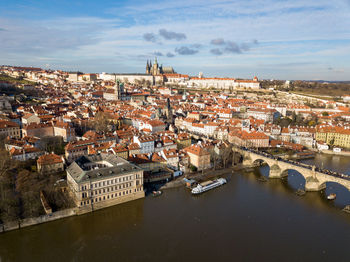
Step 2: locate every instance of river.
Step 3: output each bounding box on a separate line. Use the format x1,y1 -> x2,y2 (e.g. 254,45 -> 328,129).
1,153 -> 350,261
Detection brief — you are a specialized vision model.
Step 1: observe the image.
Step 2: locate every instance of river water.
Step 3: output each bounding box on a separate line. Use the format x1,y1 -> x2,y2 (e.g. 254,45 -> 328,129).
1,153 -> 350,262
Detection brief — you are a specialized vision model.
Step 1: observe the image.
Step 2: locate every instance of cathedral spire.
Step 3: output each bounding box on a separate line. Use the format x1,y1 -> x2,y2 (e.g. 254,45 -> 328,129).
146,60 -> 150,74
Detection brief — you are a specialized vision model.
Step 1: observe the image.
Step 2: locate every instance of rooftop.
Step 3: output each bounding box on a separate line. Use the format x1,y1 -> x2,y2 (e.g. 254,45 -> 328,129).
67,154 -> 141,183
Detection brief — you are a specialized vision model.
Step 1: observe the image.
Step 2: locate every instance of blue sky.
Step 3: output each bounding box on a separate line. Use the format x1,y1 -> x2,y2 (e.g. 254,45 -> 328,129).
1,0 -> 350,80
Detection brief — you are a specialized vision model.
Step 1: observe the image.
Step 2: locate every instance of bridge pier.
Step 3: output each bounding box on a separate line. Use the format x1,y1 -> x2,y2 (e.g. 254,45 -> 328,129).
269,164 -> 287,178
305,177 -> 325,191
242,159 -> 252,166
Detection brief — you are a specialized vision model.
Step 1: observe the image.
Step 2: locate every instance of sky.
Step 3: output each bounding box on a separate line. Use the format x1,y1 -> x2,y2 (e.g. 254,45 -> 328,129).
0,0 -> 350,80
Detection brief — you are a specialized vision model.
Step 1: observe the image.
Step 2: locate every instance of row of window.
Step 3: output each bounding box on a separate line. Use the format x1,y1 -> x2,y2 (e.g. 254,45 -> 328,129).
81,182 -> 134,198
80,187 -> 143,206
89,183 -> 133,197
81,175 -> 137,191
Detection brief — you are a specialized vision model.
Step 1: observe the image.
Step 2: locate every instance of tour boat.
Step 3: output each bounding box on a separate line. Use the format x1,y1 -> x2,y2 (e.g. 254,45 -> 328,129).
327,193 -> 336,200
152,190 -> 162,197
191,178 -> 227,195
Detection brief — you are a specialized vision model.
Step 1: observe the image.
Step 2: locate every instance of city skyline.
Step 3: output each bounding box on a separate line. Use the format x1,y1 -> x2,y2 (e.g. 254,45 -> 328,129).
1,0 -> 350,80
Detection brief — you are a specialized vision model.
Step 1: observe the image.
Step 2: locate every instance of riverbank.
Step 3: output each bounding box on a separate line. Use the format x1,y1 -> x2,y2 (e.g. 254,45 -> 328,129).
0,208 -> 76,233
159,164 -> 244,190
0,165 -> 247,233
320,150 -> 350,156
0,191 -> 145,233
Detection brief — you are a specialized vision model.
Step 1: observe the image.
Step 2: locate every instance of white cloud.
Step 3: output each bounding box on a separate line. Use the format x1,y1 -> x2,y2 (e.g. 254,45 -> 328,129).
1,0 -> 350,80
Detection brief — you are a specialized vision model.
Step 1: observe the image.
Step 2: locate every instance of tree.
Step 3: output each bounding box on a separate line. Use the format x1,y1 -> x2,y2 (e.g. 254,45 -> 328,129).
291,111 -> 297,122
221,145 -> 233,168
190,165 -> 197,172
92,112 -> 110,133
38,136 -> 64,154
0,149 -> 14,200
0,150 -> 20,222
322,111 -> 329,116
209,148 -> 219,170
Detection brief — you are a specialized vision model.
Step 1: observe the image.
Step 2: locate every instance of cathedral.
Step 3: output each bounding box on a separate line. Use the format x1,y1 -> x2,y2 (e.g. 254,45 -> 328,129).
146,57 -> 175,75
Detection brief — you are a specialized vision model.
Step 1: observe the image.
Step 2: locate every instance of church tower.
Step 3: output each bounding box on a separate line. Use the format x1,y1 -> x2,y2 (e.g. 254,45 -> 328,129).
165,97 -> 173,123
152,57 -> 159,75
146,60 -> 150,74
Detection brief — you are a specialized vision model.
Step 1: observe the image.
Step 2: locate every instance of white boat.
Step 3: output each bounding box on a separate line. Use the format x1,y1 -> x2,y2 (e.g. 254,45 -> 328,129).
191,178 -> 227,195
327,193 -> 336,200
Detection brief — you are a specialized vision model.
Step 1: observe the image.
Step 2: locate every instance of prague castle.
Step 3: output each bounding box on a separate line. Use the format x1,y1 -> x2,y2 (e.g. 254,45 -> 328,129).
146,57 -> 175,75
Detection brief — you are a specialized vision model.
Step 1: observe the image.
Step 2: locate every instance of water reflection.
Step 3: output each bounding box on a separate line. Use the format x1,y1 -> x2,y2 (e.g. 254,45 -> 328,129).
245,155 -> 350,216
1,153 -> 350,261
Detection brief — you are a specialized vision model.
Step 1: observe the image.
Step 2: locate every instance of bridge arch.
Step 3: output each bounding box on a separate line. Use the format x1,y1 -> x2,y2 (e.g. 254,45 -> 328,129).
320,180 -> 350,193
250,158 -> 271,178
279,168 -> 307,191
319,181 -> 350,206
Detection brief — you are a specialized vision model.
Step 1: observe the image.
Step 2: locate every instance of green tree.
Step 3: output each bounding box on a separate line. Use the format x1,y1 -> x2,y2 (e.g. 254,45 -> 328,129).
190,165 -> 197,172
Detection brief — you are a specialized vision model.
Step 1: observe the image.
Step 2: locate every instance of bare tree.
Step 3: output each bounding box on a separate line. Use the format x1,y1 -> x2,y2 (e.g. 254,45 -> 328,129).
221,145 -> 233,168
0,149 -> 14,199
92,112 -> 110,133
209,147 -> 219,170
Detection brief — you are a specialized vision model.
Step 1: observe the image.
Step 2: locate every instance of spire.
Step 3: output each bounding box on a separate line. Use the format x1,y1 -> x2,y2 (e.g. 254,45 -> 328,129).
146,60 -> 150,74
154,56 -> 157,64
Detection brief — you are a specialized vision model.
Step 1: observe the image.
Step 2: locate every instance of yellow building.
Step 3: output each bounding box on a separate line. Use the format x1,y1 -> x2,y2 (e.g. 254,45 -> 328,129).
316,126 -> 350,148
66,154 -> 144,211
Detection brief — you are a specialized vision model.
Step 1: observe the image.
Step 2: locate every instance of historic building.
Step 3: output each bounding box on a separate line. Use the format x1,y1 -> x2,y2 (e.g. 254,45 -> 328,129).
103,80 -> 126,101
146,57 -> 175,75
37,153 -> 64,174
66,154 -> 144,211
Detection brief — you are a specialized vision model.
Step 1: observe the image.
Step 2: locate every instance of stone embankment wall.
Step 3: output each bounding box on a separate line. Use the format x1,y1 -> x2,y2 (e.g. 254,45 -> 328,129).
0,191 -> 146,233
0,208 -> 77,233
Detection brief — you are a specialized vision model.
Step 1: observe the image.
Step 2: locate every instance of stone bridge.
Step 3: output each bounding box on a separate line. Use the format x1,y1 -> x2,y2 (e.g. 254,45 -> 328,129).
234,147 -> 350,192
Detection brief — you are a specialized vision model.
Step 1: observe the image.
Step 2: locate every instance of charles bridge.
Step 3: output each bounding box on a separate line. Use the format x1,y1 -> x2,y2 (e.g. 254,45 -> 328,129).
233,146 -> 350,192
